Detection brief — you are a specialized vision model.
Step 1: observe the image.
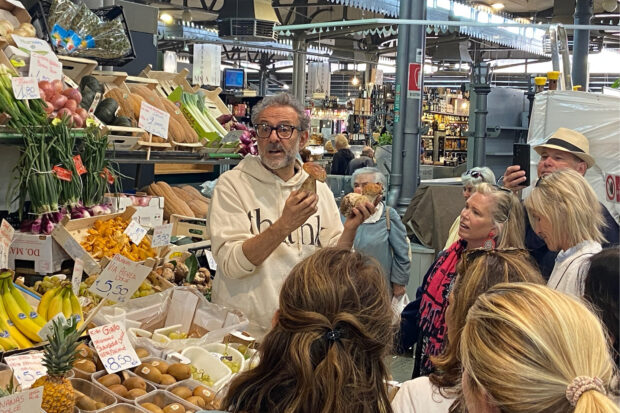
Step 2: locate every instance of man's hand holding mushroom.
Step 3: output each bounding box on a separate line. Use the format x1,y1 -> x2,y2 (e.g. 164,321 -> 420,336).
277,190 -> 319,234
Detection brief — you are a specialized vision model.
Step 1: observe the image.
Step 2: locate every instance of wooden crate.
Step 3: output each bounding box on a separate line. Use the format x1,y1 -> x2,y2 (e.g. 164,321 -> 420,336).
200,87 -> 230,118
59,56 -> 98,84
139,65 -> 198,97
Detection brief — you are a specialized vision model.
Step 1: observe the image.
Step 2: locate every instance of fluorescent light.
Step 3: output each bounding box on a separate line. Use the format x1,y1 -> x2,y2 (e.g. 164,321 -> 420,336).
282,84 -> 289,90
160,12 -> 173,24
491,3 -> 505,10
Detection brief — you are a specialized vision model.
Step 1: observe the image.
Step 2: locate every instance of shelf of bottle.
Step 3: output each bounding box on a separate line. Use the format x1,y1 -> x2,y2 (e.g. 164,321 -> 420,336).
444,149 -> 468,152
426,110 -> 469,117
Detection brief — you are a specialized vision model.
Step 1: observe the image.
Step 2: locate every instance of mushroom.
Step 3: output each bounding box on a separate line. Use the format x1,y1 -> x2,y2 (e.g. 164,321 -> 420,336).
299,162 -> 327,193
339,183 -> 383,217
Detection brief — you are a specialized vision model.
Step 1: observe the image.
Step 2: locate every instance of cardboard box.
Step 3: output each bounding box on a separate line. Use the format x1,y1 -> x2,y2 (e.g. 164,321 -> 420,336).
51,207 -> 149,276
8,232 -> 71,274
0,0 -> 31,25
104,194 -> 164,228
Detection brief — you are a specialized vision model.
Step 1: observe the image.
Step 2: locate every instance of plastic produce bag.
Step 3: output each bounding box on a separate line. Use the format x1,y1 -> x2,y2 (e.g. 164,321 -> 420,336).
91,286 -> 249,354
391,293 -> 409,324
47,0 -> 78,30
200,179 -> 218,199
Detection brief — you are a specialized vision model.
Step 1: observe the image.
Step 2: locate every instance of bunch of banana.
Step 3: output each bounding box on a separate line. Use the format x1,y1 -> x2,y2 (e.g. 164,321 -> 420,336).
0,270 -> 45,348
37,281 -> 84,329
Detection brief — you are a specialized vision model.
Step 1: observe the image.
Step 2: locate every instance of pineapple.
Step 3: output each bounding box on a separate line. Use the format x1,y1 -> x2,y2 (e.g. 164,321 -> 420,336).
32,316 -> 81,413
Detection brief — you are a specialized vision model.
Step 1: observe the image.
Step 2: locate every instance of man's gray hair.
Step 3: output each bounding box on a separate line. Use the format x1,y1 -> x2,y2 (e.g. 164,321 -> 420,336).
251,93 -> 310,131
351,167 -> 387,193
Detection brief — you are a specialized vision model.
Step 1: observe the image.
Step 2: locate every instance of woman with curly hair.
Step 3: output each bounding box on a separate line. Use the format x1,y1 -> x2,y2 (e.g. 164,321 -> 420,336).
220,247 -> 395,413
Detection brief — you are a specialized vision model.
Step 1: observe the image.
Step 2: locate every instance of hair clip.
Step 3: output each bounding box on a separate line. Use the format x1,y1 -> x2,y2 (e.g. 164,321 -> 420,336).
325,329 -> 342,342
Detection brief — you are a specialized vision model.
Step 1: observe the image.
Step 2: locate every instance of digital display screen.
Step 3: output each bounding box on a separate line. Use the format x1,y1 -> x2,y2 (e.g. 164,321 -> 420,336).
224,69 -> 244,89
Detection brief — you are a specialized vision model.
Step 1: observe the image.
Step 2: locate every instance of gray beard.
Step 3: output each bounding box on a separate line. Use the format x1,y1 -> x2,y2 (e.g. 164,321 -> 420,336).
259,139 -> 300,170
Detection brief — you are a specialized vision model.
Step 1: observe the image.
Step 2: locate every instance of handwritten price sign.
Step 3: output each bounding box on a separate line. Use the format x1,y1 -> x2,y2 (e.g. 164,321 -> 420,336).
138,101 -> 170,140
29,53 -> 63,83
5,352 -> 47,389
0,219 -> 15,268
11,77 -> 41,100
151,223 -> 173,247
123,220 -> 147,245
0,386 -> 43,412
13,34 -> 54,56
89,322 -> 140,374
88,254 -> 150,303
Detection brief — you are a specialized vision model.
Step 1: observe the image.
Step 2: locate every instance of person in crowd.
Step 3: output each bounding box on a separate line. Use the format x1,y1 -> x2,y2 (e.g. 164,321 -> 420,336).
524,169 -> 605,297
324,140 -> 336,154
501,127 -> 619,277
299,148 -> 312,163
460,283 -> 620,413
392,249 -> 543,413
584,248 -> 620,370
208,93 -> 374,338
399,183 -> 525,378
444,167 -> 496,249
349,167 -> 410,298
346,146 -> 376,174
330,134 -> 355,175
220,248 -> 395,413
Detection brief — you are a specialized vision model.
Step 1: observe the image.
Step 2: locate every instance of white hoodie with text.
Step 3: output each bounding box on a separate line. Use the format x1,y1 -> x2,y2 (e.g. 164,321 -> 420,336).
208,155 -> 343,337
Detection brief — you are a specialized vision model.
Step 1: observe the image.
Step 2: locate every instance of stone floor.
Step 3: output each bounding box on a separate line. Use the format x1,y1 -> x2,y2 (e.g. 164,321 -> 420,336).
388,350 -> 414,383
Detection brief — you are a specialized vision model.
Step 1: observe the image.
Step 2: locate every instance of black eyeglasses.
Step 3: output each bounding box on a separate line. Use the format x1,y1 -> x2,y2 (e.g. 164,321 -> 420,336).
255,123 -> 299,140
465,169 -> 482,179
492,185 -> 512,194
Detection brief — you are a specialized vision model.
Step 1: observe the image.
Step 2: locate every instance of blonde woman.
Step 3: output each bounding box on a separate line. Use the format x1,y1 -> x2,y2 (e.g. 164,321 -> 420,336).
400,183 -> 526,377
331,134 -> 354,175
524,169 -> 606,296
460,283 -> 619,413
392,249 -> 543,413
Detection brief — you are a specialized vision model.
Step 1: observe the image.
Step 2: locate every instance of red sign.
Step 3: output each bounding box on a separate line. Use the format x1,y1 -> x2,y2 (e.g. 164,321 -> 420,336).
606,174 -> 620,203
408,63 -> 421,91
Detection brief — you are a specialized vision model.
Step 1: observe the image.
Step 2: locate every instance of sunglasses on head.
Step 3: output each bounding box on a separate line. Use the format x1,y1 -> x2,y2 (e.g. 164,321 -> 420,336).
465,170 -> 482,179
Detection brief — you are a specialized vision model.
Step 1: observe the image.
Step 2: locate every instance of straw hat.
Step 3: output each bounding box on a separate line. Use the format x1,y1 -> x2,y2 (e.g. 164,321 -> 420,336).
534,128 -> 595,168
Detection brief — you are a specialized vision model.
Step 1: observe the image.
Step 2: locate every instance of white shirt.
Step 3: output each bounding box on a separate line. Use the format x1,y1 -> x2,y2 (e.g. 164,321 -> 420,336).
547,240 -> 602,297
391,377 -> 455,413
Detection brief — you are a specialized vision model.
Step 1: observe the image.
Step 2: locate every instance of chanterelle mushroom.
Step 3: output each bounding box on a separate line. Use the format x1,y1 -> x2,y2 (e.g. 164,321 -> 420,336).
339,183 -> 383,217
300,162 -> 327,193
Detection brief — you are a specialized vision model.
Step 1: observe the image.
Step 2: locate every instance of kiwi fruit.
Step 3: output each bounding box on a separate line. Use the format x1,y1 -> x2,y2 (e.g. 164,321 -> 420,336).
185,396 -> 205,408
95,357 -> 104,371
141,403 -> 164,413
123,376 -> 147,391
76,395 -> 98,411
95,402 -> 107,409
167,363 -> 191,381
73,359 -> 96,373
150,360 -> 170,374
135,347 -> 150,359
75,342 -> 95,360
107,383 -> 129,398
163,403 -> 185,413
170,386 -> 192,399
159,374 -> 176,385
98,373 -> 121,387
127,388 -> 147,400
135,363 -> 163,384
193,385 -> 215,403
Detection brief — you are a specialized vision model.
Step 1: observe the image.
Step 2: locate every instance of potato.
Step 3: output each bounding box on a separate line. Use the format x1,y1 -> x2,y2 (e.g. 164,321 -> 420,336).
167,363 -> 191,381
97,373 -> 121,387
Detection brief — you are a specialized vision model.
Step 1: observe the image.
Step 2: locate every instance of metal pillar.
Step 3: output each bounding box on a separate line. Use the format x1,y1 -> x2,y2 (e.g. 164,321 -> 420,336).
258,67 -> 268,97
397,0 -> 426,212
292,35 -> 306,101
471,62 -> 491,167
572,0 -> 593,90
387,0 -> 410,208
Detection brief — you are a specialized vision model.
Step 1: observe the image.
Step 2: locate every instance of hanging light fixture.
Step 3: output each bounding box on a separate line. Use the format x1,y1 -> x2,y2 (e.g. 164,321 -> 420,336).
351,62 -> 359,86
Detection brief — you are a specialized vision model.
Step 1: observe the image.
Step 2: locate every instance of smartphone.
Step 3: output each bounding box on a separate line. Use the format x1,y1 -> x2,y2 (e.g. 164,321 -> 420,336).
512,143 -> 530,187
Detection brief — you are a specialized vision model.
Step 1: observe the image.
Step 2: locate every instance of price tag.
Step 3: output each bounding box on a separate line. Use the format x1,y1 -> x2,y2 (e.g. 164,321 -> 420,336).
11,77 -> 41,100
0,219 -> 15,269
123,221 -> 147,245
73,154 -> 87,175
72,258 -> 84,296
205,250 -> 217,272
151,223 -> 173,247
88,322 -> 141,374
13,34 -> 55,56
5,352 -> 46,389
29,53 -> 63,83
52,165 -> 72,182
88,254 -> 150,303
0,386 -> 43,412
138,101 -> 170,140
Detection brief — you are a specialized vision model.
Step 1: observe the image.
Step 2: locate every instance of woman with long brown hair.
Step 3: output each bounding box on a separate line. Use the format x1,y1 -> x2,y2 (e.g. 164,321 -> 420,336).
392,249 -> 543,413
220,247 -> 395,413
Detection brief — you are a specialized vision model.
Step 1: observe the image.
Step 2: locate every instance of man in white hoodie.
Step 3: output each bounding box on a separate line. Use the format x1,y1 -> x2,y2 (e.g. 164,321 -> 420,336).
208,93 -> 373,338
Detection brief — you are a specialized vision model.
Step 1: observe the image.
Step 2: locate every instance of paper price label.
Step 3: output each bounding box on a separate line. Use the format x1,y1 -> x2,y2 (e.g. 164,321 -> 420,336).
88,322 -> 140,374
13,34 -> 54,56
151,223 -> 173,247
72,258 -> 84,296
0,219 -> 15,269
138,101 -> 170,140
88,254 -> 150,303
5,352 -> 47,389
0,386 -> 43,412
29,53 -> 63,83
205,250 -> 217,271
11,77 -> 41,100
123,220 -> 147,245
